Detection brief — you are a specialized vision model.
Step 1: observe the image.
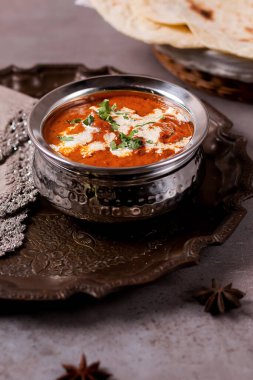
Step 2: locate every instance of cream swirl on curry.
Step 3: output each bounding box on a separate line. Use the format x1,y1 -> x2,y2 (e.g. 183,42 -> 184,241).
43,91 -> 193,167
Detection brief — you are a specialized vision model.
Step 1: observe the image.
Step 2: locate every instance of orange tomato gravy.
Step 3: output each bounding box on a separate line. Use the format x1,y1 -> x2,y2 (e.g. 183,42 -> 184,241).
43,91 -> 193,167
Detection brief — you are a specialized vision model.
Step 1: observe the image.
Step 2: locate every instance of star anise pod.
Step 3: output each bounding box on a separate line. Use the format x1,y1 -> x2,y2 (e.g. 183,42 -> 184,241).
192,279 -> 245,315
56,354 -> 111,380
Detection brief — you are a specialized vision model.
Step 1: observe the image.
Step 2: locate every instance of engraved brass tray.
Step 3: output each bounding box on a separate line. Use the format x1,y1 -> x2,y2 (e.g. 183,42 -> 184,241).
0,64 -> 252,300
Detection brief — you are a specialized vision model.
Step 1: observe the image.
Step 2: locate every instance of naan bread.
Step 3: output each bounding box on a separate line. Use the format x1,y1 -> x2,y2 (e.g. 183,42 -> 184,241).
90,0 -> 202,47
90,0 -> 253,59
183,0 -> 253,58
135,0 -> 186,25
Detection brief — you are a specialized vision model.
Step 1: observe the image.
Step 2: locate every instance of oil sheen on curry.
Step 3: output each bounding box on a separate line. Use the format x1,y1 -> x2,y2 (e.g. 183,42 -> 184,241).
44,91 -> 194,167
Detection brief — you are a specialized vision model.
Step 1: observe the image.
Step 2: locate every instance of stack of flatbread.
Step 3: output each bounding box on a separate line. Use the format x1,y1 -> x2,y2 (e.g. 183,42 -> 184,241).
89,0 -> 253,59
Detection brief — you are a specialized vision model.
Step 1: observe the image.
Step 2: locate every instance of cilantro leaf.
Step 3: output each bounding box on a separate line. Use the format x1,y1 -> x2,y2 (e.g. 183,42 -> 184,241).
57,135 -> 74,141
110,141 -> 117,150
106,115 -> 119,130
127,138 -> 143,150
114,111 -> 130,120
109,132 -> 143,151
128,129 -> 138,138
146,140 -> 153,144
67,118 -> 82,125
97,99 -> 119,131
118,132 -> 143,150
98,99 -> 111,120
110,123 -> 119,131
135,121 -> 155,128
83,114 -> 95,126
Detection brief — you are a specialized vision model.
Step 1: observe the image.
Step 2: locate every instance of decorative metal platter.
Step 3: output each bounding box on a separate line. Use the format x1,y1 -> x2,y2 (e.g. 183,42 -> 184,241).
153,44 -> 253,103
0,64 -> 252,300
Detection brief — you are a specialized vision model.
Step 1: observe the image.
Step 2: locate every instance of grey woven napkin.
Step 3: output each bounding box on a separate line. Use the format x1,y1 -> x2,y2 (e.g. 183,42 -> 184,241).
0,86 -> 38,256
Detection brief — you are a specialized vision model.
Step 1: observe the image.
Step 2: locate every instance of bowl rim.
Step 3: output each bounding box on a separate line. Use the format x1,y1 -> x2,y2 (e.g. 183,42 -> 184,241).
28,74 -> 209,175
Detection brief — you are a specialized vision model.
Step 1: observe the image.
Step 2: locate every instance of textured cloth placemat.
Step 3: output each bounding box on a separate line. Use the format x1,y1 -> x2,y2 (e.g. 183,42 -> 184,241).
0,86 -> 38,255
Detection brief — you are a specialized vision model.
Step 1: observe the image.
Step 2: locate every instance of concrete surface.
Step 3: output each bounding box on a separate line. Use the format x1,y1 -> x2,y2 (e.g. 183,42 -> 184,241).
0,1 -> 253,379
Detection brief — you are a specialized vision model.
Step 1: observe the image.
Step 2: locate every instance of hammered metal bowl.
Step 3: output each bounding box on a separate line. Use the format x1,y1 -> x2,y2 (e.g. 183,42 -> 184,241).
28,75 -> 208,222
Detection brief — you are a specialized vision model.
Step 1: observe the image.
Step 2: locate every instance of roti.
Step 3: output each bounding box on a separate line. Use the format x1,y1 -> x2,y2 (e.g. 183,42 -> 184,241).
90,0 -> 202,47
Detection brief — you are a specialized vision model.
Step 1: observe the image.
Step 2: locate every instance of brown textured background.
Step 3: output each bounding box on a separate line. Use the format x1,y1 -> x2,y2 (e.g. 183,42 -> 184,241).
0,1 -> 253,379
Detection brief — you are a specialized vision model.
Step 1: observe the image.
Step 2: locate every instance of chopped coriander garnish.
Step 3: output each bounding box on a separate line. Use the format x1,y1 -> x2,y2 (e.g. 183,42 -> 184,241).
67,118 -> 82,125
83,114 -> 95,126
109,132 -> 143,151
111,103 -> 117,111
135,121 -> 155,128
105,115 -> 119,130
97,99 -> 119,131
113,110 -> 130,120
118,132 -> 143,150
106,115 -> 117,124
129,129 -> 138,138
98,99 -> 111,120
114,111 -> 126,115
130,139 -> 143,150
57,135 -> 74,141
114,111 -> 130,120
110,141 -> 117,150
146,140 -> 154,144
110,123 -> 119,131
